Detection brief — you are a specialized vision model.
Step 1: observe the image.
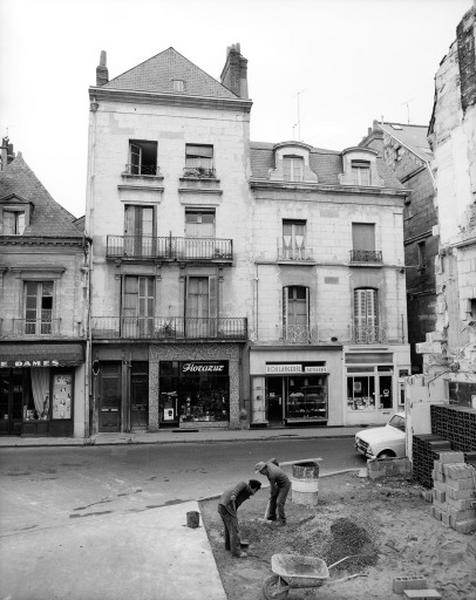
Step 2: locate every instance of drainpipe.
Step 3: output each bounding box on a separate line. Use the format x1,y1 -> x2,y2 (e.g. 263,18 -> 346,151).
255,263 -> 259,339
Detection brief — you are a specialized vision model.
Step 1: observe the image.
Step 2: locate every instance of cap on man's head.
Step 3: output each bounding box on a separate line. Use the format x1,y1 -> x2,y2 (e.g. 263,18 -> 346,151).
254,461 -> 267,473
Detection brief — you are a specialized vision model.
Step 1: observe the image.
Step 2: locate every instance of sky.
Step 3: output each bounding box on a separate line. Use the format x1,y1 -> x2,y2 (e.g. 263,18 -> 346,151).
0,0 -> 473,218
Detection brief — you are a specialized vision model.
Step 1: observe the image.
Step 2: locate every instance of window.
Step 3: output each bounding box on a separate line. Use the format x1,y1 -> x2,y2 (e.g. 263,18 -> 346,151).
351,160 -> 371,185
3,210 -> 25,234
346,367 -> 393,410
353,288 -> 378,343
283,155 -> 304,182
172,79 -> 185,92
124,205 -> 155,257
185,276 -> 217,337
185,144 -> 214,177
417,241 -> 426,271
283,285 -> 310,342
185,209 -> 215,238
282,219 -> 306,259
24,281 -> 53,334
122,276 -> 155,337
128,140 -> 158,175
351,223 -> 380,262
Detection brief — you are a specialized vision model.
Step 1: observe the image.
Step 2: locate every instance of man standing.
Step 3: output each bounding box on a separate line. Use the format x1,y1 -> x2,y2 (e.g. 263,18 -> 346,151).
255,460 -> 291,526
217,479 -> 262,558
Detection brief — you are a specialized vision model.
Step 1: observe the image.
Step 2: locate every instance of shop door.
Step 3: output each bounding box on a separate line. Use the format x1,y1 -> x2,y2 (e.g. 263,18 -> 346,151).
266,377 -> 284,423
130,363 -> 148,429
98,363 -> 121,432
0,369 -> 24,435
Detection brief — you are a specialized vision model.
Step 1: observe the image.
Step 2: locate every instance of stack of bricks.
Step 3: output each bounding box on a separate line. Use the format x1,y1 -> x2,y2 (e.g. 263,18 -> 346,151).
431,451 -> 476,533
412,434 -> 452,488
431,405 -> 476,451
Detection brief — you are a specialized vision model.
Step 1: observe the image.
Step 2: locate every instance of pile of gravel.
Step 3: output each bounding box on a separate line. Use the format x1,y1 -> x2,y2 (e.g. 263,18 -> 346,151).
325,517 -> 378,572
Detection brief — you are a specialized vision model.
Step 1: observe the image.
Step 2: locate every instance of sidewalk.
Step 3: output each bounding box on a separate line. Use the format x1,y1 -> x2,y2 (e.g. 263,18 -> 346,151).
0,425 -> 362,448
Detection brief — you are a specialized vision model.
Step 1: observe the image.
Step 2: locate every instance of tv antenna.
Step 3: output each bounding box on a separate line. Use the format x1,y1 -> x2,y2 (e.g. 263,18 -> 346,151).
292,90 -> 306,141
401,99 -> 414,124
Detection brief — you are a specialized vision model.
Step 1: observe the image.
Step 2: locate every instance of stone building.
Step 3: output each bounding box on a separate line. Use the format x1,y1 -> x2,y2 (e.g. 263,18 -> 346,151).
248,141 -> 411,427
417,5 -> 476,402
86,46 -> 253,433
0,139 -> 88,437
360,122 -> 437,373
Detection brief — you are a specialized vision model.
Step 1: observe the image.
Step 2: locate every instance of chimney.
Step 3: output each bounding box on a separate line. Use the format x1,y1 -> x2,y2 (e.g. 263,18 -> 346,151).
0,137 -> 15,171
220,43 -> 248,98
96,50 -> 109,86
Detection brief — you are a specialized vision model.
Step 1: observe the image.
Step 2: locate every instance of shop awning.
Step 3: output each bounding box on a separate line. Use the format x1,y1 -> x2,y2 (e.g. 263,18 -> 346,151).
0,343 -> 84,367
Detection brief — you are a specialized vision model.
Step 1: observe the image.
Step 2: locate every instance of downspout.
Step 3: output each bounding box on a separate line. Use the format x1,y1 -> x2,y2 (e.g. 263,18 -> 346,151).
83,235 -> 93,440
255,263 -> 259,339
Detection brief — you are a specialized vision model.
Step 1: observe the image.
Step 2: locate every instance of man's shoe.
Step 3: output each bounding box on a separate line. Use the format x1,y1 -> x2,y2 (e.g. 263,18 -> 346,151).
240,540 -> 249,548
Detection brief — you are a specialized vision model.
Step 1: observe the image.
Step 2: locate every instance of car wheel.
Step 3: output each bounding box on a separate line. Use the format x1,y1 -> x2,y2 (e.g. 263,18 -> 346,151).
377,451 -> 396,459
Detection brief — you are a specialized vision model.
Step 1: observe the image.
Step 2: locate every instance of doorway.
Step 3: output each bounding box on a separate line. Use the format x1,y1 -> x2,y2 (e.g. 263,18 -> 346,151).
130,362 -> 148,429
266,377 -> 284,423
0,369 -> 24,435
98,363 -> 121,432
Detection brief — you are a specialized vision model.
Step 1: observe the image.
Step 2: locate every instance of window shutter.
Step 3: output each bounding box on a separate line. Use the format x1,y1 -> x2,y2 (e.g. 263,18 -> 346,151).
352,223 -> 375,251
209,276 -> 217,319
306,287 -> 310,329
130,143 -> 141,174
282,286 -> 289,338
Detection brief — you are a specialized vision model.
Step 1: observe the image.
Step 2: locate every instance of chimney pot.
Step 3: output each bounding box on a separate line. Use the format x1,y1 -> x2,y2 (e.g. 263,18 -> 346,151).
220,43 -> 248,98
96,50 -> 109,86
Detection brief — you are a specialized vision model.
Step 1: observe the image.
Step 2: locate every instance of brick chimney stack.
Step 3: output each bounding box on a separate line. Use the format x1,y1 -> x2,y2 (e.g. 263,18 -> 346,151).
96,50 -> 109,86
0,137 -> 15,171
220,43 -> 248,98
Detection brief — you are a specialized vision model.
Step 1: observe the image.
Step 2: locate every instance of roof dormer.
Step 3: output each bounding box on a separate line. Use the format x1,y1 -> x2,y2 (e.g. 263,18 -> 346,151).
338,147 -> 383,187
269,141 -> 318,183
0,193 -> 33,235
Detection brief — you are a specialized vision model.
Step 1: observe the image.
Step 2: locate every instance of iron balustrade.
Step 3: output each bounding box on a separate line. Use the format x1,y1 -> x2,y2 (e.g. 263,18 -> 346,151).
182,166 -> 216,178
282,324 -> 319,344
91,316 -> 247,340
349,249 -> 383,263
352,324 -> 386,344
9,318 -> 62,336
123,163 -> 159,176
106,235 -> 233,261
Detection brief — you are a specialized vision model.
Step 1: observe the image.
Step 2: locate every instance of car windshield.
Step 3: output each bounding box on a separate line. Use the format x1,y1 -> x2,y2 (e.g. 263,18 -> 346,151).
388,414 -> 405,432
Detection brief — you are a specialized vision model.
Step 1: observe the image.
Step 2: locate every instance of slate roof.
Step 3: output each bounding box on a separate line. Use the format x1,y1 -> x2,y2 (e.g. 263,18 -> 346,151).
101,47 -> 238,99
250,141 -> 403,189
379,122 -> 432,161
0,154 -> 83,237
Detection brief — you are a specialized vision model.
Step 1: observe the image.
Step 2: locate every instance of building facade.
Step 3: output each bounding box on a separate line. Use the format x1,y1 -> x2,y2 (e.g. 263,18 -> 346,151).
418,6 -> 476,400
0,141 -> 88,437
248,141 -> 411,427
360,122 -> 438,373
86,47 -> 253,433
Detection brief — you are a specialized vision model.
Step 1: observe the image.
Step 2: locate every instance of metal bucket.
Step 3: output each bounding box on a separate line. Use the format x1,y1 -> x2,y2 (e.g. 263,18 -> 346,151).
291,461 -> 320,506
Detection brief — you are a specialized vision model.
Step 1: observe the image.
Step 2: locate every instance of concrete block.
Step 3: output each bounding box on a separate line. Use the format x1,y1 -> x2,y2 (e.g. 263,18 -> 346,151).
443,463 -> 475,479
447,497 -> 476,511
431,505 -> 442,520
453,518 -> 476,534
420,489 -> 433,503
441,512 -> 451,527
446,478 -> 475,491
367,457 -> 412,480
448,507 -> 476,523
431,468 -> 445,482
432,488 -> 446,503
403,590 -> 441,599
432,481 -> 447,492
447,486 -> 476,500
393,577 -> 427,593
437,452 -> 465,464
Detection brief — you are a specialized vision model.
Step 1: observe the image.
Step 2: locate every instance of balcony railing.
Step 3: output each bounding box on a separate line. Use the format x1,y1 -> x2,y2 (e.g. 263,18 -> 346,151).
5,318 -> 63,336
182,166 -> 216,178
349,249 -> 383,263
282,324 -> 319,344
352,324 -> 386,344
106,235 -> 233,262
277,239 -> 313,262
92,316 -> 248,340
123,163 -> 160,176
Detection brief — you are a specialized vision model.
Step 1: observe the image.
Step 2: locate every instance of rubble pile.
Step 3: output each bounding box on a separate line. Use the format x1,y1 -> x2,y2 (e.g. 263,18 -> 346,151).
325,517 -> 378,572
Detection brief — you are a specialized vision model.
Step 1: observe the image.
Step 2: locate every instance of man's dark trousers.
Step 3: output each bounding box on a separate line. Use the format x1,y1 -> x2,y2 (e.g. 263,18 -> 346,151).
268,479 -> 291,524
217,504 -> 240,556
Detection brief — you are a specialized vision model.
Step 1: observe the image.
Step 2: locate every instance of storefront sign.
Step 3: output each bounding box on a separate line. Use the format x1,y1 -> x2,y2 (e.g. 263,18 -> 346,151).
266,364 -> 303,374
182,362 -> 226,374
304,366 -> 328,374
0,360 -> 60,368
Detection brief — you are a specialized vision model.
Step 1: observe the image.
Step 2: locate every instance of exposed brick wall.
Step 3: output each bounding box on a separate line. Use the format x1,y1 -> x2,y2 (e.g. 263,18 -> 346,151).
457,8 -> 476,113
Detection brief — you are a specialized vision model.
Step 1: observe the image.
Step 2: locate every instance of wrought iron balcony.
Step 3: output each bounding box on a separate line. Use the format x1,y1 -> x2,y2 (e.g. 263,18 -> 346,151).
352,324 -> 386,344
282,324 -> 319,344
182,166 -> 217,179
0,317 -> 63,337
106,235 -> 233,262
92,316 -> 248,341
123,163 -> 160,176
349,249 -> 383,263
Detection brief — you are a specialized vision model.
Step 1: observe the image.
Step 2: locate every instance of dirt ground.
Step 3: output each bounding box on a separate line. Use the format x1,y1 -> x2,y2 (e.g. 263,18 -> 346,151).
200,472 -> 476,600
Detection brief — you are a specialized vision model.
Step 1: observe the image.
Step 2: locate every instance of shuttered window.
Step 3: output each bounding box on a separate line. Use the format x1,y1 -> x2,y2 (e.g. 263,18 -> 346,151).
352,223 -> 375,251
282,285 -> 310,341
283,156 -> 304,182
353,288 -> 378,342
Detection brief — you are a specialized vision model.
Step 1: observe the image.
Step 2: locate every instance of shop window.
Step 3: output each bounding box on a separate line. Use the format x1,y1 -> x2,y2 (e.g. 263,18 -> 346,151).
351,160 -> 371,185
184,144 -> 214,177
185,209 -> 215,238
282,285 -> 310,343
128,140 -> 158,175
3,210 -> 25,234
121,276 -> 155,337
282,219 -> 306,259
282,155 -> 304,182
124,205 -> 155,257
347,367 -> 394,410
24,281 -> 54,334
353,288 -> 379,343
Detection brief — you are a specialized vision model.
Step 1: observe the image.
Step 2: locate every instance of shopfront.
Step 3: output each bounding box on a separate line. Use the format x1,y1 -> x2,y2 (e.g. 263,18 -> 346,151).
249,347 -> 343,427
0,343 -> 84,436
159,360 -> 229,427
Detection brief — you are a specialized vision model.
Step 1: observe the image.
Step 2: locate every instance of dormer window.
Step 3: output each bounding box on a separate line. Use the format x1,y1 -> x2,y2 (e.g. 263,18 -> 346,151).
172,79 -> 185,93
283,156 -> 304,182
351,160 -> 371,186
3,209 -> 26,234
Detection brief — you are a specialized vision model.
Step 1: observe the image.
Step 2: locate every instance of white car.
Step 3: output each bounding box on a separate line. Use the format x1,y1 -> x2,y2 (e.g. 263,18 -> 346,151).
354,412 -> 406,459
